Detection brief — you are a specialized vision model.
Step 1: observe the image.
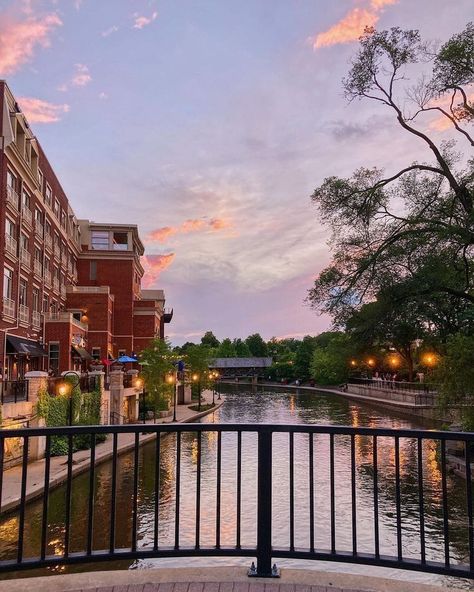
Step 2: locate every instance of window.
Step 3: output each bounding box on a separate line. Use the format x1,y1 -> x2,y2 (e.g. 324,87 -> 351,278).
91,230 -> 109,250
6,169 -> 16,190
20,233 -> 28,251
45,219 -> 51,238
38,169 -> 44,193
45,184 -> 52,205
19,279 -> 27,306
3,268 -> 13,300
35,208 -> 43,225
92,347 -> 101,360
61,210 -> 67,230
5,218 -> 15,238
50,300 -> 57,314
48,343 -> 60,375
44,257 -> 50,271
34,247 -> 42,263
54,232 -> 60,250
118,349 -> 126,358
72,311 -> 82,322
90,260 -> 97,280
32,288 -> 39,312
113,232 -> 128,250
53,199 -> 60,218
42,295 -> 49,312
22,188 -> 31,210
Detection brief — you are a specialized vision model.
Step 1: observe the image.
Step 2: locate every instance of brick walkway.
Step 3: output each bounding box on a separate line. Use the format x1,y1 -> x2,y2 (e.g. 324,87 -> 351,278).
75,584 -> 364,592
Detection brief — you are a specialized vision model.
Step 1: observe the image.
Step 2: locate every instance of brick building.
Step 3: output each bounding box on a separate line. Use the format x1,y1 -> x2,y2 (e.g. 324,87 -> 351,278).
0,81 -> 172,378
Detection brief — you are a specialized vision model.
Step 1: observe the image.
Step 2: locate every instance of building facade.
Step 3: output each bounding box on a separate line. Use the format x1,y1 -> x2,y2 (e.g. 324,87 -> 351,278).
0,81 -> 172,378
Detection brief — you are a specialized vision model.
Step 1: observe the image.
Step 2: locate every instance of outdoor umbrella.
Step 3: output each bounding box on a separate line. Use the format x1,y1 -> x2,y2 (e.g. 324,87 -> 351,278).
117,355 -> 138,363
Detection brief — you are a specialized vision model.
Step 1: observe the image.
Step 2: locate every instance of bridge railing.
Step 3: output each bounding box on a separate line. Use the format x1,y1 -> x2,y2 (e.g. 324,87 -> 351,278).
0,423 -> 472,580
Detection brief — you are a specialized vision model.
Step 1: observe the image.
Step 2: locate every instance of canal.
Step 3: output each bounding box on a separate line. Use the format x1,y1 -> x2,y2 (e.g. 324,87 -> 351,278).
0,385 -> 471,588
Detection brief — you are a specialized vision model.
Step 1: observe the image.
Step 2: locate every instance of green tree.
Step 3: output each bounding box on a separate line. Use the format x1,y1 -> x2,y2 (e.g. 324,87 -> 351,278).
185,344 -> 214,397
310,334 -> 353,385
201,331 -> 220,348
139,338 -> 175,412
308,25 -> 474,323
233,338 -> 251,357
245,333 -> 268,357
294,336 -> 318,382
216,338 -> 236,358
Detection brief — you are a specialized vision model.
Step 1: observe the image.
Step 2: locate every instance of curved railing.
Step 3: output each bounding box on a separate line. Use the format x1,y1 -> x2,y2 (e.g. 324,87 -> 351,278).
0,423 -> 473,579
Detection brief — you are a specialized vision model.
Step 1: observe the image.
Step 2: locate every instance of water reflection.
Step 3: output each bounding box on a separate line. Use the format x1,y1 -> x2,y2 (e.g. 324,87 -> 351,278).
0,386 -> 471,589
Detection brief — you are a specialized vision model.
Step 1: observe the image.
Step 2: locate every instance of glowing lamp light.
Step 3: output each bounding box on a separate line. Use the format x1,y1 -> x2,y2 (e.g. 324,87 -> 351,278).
58,383 -> 70,396
423,353 -> 437,367
135,378 -> 144,389
367,359 -> 375,367
166,374 -> 175,384
350,360 -> 357,367
192,373 -> 199,382
389,357 -> 399,367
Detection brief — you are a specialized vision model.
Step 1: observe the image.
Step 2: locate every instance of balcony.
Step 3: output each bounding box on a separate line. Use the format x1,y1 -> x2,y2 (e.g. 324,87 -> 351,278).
6,186 -> 19,210
163,307 -> 174,323
21,206 -> 32,226
4,234 -> 17,258
32,310 -> 41,328
52,277 -> 60,292
20,248 -> 31,269
53,248 -> 60,261
44,234 -> 52,251
45,311 -> 87,330
2,297 -> 15,318
18,304 -> 29,325
44,270 -> 51,286
33,259 -> 42,278
60,285 -> 67,299
35,222 -> 44,239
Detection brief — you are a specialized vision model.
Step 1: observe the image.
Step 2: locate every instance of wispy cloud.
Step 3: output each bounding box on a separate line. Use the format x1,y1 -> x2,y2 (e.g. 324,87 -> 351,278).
58,63 -> 92,91
147,218 -> 233,243
142,253 -> 175,288
133,11 -> 158,30
17,97 -> 70,123
313,0 -> 397,49
101,25 -> 119,38
0,11 -> 62,75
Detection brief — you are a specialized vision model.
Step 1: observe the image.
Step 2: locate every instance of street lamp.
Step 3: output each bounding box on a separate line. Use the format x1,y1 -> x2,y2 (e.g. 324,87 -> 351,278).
192,373 -> 201,411
135,378 -> 145,423
167,373 -> 177,422
59,371 -> 80,426
215,372 -> 221,400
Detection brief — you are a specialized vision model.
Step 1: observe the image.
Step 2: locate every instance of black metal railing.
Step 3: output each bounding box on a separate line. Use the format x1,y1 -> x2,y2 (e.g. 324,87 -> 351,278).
348,376 -> 438,394
0,380 -> 28,404
0,423 -> 473,580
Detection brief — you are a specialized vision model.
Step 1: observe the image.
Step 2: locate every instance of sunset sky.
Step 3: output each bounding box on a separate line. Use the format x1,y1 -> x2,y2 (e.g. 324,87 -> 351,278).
1,0 -> 471,344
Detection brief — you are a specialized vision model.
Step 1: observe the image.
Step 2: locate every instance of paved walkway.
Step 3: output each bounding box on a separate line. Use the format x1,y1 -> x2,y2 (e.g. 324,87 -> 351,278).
0,566 -> 459,592
0,390 -> 223,514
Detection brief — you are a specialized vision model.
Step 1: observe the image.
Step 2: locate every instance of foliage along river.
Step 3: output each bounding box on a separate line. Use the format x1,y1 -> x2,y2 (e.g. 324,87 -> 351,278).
0,384 -> 471,589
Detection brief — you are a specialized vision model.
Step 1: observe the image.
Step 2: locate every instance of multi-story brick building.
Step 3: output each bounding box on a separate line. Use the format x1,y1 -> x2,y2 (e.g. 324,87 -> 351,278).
0,81 -> 172,379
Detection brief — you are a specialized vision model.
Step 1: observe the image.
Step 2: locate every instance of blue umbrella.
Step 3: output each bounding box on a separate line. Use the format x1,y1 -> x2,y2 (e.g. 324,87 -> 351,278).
117,355 -> 138,363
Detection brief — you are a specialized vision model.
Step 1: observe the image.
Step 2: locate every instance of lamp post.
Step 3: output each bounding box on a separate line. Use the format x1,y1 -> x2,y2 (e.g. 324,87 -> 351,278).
135,378 -> 145,424
192,373 -> 201,411
167,373 -> 177,422
59,371 -> 80,426
216,372 -> 221,400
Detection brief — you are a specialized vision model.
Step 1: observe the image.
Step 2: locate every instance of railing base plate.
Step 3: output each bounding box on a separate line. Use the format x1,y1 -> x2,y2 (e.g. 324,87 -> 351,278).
248,563 -> 281,578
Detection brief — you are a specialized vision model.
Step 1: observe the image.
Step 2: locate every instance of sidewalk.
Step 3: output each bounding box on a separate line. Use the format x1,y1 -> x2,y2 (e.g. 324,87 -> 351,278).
0,389 -> 223,514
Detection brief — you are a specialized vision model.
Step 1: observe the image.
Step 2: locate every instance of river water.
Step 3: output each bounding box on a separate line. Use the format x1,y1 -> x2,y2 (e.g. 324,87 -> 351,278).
0,384 -> 472,588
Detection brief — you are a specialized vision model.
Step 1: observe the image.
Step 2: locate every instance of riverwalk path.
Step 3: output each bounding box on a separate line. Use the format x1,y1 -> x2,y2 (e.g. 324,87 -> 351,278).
0,389 -> 223,514
0,566 -> 461,592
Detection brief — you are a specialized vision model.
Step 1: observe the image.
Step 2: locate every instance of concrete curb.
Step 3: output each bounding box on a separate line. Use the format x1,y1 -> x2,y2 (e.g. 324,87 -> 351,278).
0,566 -> 460,592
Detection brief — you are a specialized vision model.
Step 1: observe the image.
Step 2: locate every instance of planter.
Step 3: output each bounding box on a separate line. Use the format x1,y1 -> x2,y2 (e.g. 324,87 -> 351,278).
90,364 -> 104,372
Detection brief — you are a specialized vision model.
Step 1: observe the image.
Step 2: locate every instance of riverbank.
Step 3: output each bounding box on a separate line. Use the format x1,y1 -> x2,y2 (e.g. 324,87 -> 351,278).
0,390 -> 224,515
226,380 -> 442,422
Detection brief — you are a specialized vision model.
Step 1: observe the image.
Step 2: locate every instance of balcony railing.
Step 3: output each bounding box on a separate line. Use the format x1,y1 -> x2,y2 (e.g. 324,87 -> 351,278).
4,234 -> 17,258
33,259 -> 42,278
18,304 -> 29,324
2,297 -> 15,318
52,277 -> 60,292
22,205 -> 32,226
34,222 -> 44,239
43,270 -> 51,286
0,423 -> 473,580
6,186 -> 19,209
60,285 -> 67,299
32,310 -> 41,328
0,380 -> 28,404
20,248 -> 31,268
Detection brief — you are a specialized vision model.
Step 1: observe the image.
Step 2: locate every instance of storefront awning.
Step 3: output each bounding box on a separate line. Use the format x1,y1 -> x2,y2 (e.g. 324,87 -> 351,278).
6,335 -> 48,357
71,345 -> 92,360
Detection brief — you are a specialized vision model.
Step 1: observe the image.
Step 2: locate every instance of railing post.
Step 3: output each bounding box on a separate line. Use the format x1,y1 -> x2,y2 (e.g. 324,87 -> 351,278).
249,427 -> 279,577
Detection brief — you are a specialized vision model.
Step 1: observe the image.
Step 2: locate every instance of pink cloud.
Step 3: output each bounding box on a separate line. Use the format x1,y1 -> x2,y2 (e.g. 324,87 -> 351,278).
72,63 -> 92,87
147,218 -> 233,243
142,253 -> 175,288
313,0 -> 398,49
0,11 -> 62,75
17,97 -> 70,124
133,11 -> 158,30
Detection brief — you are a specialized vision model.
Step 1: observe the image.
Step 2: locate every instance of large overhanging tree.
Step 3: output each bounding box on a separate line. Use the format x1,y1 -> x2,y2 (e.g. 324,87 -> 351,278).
308,24 -> 474,324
